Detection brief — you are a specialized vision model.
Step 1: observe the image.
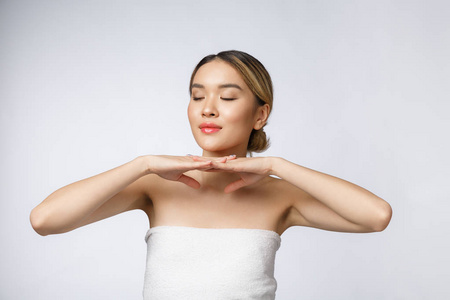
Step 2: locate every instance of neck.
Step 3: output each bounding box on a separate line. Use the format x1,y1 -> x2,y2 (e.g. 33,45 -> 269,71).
201,145 -> 248,158
199,146 -> 248,191
198,171 -> 241,192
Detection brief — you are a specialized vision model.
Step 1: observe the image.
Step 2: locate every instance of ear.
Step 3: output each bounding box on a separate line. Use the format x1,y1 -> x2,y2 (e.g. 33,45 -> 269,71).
253,104 -> 270,130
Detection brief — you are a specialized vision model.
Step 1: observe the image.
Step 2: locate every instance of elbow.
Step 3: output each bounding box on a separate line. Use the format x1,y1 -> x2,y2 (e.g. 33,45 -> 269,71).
30,207 -> 51,236
371,201 -> 393,232
30,205 -> 75,236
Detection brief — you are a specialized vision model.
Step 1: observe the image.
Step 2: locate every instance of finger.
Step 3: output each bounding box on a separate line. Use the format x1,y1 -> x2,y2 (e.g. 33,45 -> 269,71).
203,169 -> 231,172
191,161 -> 212,170
210,161 -> 237,172
217,157 -> 228,163
190,155 -> 236,163
224,179 -> 248,193
177,174 -> 201,189
190,155 -> 205,162
178,161 -> 211,173
186,155 -> 206,162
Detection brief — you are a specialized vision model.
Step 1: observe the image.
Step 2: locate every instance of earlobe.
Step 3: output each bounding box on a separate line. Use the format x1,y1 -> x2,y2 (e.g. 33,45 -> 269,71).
254,120 -> 265,130
254,104 -> 270,130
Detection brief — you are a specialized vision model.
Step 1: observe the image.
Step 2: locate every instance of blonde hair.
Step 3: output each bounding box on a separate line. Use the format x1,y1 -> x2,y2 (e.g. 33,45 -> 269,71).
189,50 -> 273,152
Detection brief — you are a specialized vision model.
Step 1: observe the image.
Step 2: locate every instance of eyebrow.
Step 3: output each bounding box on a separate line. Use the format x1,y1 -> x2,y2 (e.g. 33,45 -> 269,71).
191,83 -> 243,90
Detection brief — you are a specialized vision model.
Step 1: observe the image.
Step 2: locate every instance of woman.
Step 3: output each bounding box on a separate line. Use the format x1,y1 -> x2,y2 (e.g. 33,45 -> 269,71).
30,50 -> 392,299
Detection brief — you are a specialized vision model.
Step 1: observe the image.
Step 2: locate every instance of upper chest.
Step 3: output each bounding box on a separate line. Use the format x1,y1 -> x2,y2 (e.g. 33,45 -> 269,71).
144,175 -> 293,234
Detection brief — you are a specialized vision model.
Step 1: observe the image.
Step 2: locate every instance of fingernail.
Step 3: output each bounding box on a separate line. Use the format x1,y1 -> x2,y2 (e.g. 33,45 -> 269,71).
229,154 -> 236,157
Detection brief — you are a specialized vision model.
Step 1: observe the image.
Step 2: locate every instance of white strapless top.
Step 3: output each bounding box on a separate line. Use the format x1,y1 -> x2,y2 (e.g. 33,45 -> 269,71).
143,226 -> 281,300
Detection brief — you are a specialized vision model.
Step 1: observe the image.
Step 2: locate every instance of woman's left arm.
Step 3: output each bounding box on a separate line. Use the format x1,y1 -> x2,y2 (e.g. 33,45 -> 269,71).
269,157 -> 392,232
205,156 -> 392,233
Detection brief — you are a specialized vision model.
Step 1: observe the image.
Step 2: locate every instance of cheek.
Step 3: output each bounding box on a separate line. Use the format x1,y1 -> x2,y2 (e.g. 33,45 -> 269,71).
187,103 -> 195,123
223,106 -> 255,127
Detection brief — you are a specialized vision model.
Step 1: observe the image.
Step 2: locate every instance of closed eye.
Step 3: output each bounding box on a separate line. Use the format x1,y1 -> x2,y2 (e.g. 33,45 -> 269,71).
221,97 -> 237,101
193,97 -> 204,101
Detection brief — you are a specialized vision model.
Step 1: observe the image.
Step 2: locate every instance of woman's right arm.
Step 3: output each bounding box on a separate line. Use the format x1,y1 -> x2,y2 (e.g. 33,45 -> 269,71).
30,155 -> 213,236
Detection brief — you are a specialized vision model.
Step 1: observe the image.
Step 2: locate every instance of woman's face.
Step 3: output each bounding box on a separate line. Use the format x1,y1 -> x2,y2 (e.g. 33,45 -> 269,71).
188,60 -> 265,156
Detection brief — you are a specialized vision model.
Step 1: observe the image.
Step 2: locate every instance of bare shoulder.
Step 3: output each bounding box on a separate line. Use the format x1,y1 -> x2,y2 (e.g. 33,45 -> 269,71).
137,173 -> 169,206
271,176 -> 332,232
275,177 -> 315,231
254,176 -> 311,234
137,172 -> 195,215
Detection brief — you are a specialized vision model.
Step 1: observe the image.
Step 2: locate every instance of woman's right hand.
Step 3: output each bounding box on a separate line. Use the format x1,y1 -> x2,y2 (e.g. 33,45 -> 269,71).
30,154 -> 235,236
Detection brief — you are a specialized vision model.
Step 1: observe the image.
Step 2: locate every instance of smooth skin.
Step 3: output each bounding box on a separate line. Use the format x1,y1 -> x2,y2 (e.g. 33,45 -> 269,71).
30,60 -> 392,236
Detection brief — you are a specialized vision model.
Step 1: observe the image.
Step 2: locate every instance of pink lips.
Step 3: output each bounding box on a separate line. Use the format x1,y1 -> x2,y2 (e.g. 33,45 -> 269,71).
199,122 -> 222,134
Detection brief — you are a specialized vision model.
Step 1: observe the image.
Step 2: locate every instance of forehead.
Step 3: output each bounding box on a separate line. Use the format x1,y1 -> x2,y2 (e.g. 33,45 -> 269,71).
193,60 -> 246,87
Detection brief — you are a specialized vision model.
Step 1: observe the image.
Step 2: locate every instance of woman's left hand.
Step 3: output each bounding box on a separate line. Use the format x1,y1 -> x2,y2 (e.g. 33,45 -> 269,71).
189,156 -> 273,193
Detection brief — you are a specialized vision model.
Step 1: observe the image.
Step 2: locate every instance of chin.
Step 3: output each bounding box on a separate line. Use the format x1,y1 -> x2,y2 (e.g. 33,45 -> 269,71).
193,133 -> 247,155
195,140 -> 230,153
199,144 -> 227,153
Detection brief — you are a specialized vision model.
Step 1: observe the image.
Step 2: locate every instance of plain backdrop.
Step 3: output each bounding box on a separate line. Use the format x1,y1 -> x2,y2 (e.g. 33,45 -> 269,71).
1,0 -> 449,299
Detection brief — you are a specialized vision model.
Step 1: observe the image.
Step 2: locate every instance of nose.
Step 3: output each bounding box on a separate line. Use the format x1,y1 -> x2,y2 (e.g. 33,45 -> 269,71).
201,98 -> 218,117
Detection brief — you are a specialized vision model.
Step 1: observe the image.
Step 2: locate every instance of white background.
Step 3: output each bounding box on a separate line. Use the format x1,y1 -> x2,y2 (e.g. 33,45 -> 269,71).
1,1 -> 449,299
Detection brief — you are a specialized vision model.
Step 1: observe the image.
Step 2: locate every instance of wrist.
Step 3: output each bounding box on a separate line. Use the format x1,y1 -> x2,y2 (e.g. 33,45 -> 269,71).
267,156 -> 284,176
136,155 -> 154,176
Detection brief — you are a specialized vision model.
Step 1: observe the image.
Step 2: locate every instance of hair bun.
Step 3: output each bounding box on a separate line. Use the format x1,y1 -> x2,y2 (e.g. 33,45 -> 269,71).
247,128 -> 270,153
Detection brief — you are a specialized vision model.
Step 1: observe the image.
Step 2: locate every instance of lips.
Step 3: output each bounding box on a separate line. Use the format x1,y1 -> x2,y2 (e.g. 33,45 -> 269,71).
199,122 -> 222,134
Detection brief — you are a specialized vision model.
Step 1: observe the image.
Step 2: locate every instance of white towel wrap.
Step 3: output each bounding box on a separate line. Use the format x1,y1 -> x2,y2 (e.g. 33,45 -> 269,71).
143,225 -> 281,300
